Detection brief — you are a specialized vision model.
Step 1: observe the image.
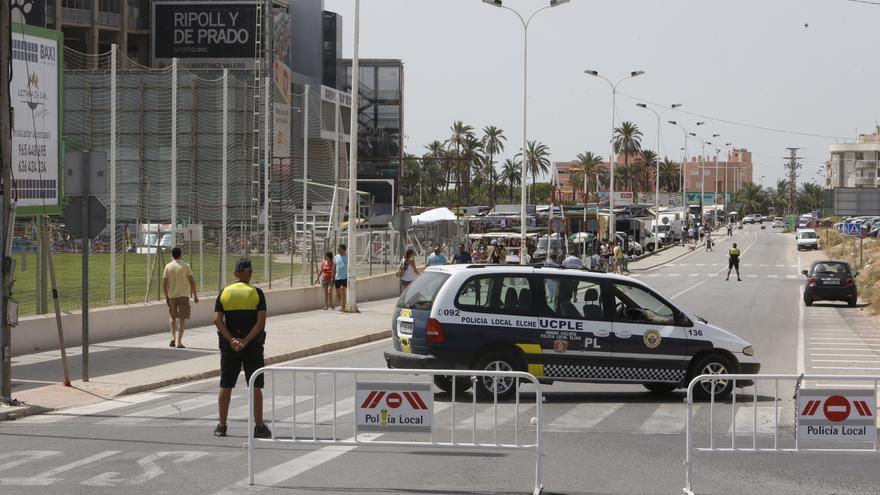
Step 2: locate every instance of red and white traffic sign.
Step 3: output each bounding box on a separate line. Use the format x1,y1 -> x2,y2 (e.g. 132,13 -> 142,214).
798,389 -> 876,443
356,382 -> 433,433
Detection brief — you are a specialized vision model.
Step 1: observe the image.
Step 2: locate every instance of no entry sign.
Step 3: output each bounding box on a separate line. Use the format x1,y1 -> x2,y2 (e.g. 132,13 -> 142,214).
798,389 -> 876,443
356,382 -> 433,433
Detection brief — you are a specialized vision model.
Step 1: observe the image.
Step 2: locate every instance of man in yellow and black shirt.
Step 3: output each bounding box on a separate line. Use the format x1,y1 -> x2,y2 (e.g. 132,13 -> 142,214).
727,243 -> 742,281
213,258 -> 271,438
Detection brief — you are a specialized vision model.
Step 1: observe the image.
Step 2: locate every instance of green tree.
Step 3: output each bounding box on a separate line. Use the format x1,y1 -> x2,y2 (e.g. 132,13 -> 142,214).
734,182 -> 767,215
659,157 -> 680,193
424,140 -> 447,195
571,151 -> 604,203
798,182 -> 825,213
568,167 -> 583,203
448,121 -> 475,203
501,158 -> 521,203
638,149 -> 658,193
522,140 -> 551,203
612,121 -> 643,192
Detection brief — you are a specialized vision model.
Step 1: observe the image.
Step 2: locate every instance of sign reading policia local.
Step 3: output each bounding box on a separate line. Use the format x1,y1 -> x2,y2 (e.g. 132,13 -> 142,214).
11,23 -> 63,215
798,389 -> 876,443
356,382 -> 433,433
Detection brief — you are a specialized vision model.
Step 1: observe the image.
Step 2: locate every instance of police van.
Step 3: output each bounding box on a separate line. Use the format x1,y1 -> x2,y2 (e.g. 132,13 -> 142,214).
384,264 -> 760,400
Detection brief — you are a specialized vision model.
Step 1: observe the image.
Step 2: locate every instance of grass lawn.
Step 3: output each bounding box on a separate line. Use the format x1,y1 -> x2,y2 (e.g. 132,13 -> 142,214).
13,249 -> 302,316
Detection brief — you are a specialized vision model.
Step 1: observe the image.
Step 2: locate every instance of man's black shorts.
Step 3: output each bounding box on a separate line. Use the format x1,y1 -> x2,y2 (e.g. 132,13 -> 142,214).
334,278 -> 348,289
729,258 -> 740,269
220,345 -> 265,388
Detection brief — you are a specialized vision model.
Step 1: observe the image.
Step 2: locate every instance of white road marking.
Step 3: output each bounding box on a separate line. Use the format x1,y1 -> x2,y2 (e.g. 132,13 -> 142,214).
0,452 -> 60,473
809,337 -> 880,341
81,452 -> 212,487
812,366 -> 880,370
767,275 -> 779,279
812,359 -> 880,363
695,263 -> 706,267
545,403 -> 624,431
811,347 -> 880,351
729,406 -> 780,435
0,451 -> 121,486
648,274 -> 661,278
747,274 -> 758,278
454,403 -> 536,430
669,231 -> 759,300
688,273 -> 699,277
20,393 -> 169,424
776,264 -> 785,267
812,383 -> 876,388
668,273 -> 680,277
811,353 -> 879,357
215,434 -> 383,494
98,394 -> 220,425
759,264 -> 769,267
786,275 -> 797,279
636,404 -> 690,434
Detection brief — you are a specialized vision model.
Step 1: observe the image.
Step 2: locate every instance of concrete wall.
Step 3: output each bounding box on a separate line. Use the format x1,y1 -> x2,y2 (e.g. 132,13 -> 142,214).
12,271 -> 400,356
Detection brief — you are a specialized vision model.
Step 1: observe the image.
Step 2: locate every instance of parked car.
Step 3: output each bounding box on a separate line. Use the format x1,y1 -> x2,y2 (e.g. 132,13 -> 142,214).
802,260 -> 858,307
743,214 -> 763,224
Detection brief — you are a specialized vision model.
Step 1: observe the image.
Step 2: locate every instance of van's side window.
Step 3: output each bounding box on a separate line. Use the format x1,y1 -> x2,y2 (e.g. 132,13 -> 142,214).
611,282 -> 676,325
542,277 -> 606,321
455,275 -> 533,314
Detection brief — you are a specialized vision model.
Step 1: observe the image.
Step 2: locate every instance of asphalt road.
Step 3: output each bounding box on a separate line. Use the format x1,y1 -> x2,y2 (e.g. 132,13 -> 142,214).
2,224 -> 880,495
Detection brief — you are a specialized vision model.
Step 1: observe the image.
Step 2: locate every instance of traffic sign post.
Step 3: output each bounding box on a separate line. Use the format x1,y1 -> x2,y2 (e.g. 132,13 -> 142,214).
63,150 -> 108,382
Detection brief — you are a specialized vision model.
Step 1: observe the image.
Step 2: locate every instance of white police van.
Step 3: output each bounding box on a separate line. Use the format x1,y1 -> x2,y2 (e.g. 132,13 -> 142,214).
384,264 -> 760,400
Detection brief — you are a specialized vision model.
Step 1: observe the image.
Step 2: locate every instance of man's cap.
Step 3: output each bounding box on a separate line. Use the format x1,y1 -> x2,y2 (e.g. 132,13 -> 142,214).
234,258 -> 253,272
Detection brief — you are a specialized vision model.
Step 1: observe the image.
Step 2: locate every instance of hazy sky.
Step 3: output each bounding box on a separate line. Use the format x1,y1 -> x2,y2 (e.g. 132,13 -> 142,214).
324,0 -> 879,185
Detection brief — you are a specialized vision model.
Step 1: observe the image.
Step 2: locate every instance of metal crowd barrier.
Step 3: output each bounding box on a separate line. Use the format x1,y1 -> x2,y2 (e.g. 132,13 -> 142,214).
684,374 -> 880,495
247,366 -> 545,495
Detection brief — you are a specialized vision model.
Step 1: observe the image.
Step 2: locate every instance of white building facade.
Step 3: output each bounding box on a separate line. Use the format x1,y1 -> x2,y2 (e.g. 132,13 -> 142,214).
827,128 -> 880,188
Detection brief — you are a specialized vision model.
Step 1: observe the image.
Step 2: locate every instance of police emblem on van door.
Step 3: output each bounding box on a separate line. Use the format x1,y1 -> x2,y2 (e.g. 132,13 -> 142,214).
643,330 -> 662,349
553,340 -> 568,353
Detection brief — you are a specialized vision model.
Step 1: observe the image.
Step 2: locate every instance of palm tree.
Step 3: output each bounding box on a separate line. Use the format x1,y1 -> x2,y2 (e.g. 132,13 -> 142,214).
423,140 -> 447,194
734,182 -> 766,216
481,125 -> 506,171
448,121 -> 475,203
798,183 -> 825,212
571,152 -> 604,203
568,168 -> 583,203
638,149 -> 658,194
612,121 -> 643,193
767,180 -> 790,215
483,159 -> 501,206
501,158 -> 521,203
659,158 -> 680,193
524,140 -> 551,184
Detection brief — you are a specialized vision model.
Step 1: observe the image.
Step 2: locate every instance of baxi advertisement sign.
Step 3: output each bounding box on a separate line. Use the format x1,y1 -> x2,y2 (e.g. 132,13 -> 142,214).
11,23 -> 62,215
152,1 -> 258,70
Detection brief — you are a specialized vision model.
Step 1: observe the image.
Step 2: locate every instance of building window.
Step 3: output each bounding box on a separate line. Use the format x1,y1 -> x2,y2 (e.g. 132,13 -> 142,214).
99,0 -> 120,13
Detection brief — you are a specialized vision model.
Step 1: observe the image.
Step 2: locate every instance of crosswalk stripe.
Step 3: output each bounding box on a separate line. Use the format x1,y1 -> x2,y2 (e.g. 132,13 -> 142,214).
97,394 -> 221,425
453,403 -> 536,430
636,404 -> 691,434
545,403 -> 623,431
728,406 -> 782,435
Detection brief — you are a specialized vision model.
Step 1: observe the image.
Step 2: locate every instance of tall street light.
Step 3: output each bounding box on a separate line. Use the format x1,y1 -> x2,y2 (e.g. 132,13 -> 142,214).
585,69 -> 645,241
689,132 -> 720,226
637,102 -> 681,246
720,142 -> 734,208
345,0 -> 361,312
484,0 -> 569,263
667,121 -> 703,221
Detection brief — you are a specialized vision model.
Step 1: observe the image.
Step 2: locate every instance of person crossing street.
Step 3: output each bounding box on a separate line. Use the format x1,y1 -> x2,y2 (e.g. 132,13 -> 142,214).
727,243 -> 742,281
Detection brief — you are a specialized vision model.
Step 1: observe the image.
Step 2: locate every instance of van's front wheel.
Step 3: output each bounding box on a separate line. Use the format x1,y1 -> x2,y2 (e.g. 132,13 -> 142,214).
433,375 -> 472,395
473,352 -> 521,401
690,354 -> 736,401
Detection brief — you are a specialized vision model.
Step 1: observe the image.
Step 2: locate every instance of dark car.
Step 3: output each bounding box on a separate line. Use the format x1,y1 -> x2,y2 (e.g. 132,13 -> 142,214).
802,260 -> 858,307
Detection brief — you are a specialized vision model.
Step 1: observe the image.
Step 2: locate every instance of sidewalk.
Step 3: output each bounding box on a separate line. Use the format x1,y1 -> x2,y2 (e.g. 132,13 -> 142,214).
1,298 -> 397,421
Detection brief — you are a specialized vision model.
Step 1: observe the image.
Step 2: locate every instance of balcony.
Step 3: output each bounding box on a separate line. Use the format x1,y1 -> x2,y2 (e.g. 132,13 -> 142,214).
60,7 -> 91,24
855,160 -> 879,169
98,11 -> 121,27
854,176 -> 875,187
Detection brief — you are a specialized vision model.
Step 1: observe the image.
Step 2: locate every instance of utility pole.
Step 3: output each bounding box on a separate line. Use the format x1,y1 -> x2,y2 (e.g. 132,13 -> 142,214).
784,148 -> 803,216
1,3 -> 14,403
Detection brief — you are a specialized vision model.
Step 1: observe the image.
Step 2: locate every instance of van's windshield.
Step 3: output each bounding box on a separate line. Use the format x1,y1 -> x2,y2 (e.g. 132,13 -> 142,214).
396,271 -> 450,310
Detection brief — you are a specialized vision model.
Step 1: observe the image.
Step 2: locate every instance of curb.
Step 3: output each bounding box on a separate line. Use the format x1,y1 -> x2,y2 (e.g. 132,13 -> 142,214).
631,246 -> 700,271
0,404 -> 51,421
117,330 -> 392,396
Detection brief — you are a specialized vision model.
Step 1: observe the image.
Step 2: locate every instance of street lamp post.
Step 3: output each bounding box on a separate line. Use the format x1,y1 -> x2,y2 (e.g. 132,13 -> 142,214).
721,142 -> 733,208
637,102 -> 681,247
483,0 -> 569,264
585,69 -> 645,241
667,121 -> 703,223
689,131 -> 719,226
345,0 -> 361,312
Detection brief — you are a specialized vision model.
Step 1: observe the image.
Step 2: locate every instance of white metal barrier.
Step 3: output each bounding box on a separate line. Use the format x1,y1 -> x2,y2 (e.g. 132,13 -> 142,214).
247,367 -> 545,495
684,374 -> 880,495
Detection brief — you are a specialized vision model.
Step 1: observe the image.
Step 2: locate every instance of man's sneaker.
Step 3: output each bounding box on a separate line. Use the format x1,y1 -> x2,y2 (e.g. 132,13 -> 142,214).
213,424 -> 227,437
254,424 -> 272,439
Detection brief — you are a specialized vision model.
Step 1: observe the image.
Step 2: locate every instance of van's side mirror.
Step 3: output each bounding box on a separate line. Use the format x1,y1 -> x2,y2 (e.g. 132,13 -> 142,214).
801,270 -> 808,276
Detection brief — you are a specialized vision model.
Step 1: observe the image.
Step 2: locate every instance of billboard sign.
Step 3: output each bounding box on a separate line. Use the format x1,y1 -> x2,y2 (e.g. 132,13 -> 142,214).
11,24 -> 62,215
152,1 -> 258,70
355,382 -> 433,433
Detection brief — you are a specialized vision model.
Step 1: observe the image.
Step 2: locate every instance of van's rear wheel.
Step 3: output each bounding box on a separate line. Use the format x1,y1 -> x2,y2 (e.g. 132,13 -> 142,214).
473,352 -> 521,401
691,354 -> 736,401
433,375 -> 472,395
